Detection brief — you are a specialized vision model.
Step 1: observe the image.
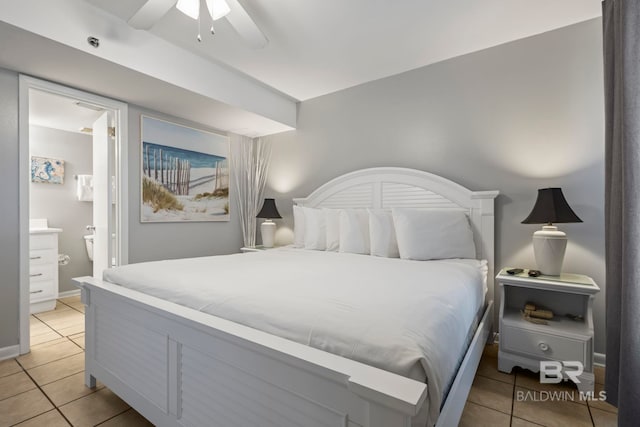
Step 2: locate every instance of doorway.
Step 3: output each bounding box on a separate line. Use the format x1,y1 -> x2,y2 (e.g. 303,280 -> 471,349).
18,76 -> 129,354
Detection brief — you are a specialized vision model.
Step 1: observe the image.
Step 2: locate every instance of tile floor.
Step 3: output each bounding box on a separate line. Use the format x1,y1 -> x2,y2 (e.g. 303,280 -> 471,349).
459,344 -> 618,427
1,297 -> 619,427
0,296 -> 152,427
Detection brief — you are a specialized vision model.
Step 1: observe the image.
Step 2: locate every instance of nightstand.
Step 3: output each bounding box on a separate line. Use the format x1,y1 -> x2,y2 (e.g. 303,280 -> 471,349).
496,268 -> 600,393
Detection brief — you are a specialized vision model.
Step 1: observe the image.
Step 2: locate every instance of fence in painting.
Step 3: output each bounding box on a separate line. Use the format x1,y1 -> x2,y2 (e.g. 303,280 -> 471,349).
144,146 -> 229,196
144,146 -> 191,195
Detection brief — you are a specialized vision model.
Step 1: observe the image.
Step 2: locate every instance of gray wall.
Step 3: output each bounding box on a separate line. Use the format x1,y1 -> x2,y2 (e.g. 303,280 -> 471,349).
0,68 -> 19,349
29,125 -> 93,293
0,72 -> 243,352
127,106 -> 243,263
266,19 -> 607,353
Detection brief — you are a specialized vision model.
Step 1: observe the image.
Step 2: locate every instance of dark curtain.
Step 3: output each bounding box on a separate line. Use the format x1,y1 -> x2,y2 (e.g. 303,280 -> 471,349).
602,0 -> 640,425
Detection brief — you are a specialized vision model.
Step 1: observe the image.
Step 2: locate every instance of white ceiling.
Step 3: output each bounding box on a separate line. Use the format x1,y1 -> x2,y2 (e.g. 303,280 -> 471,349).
0,19 -> 293,137
86,0 -> 602,101
0,0 -> 602,137
29,89 -> 105,134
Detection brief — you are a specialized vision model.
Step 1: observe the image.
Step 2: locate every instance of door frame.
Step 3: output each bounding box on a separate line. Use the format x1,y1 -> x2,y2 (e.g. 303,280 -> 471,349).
18,75 -> 129,354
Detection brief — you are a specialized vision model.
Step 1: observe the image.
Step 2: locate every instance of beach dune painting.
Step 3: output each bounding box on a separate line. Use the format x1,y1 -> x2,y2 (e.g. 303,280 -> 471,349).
141,116 -> 230,222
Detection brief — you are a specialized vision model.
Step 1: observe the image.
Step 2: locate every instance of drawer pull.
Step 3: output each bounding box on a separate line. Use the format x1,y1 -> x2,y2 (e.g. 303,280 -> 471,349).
538,342 -> 550,352
30,256 -> 42,260
30,290 -> 43,294
30,273 -> 43,277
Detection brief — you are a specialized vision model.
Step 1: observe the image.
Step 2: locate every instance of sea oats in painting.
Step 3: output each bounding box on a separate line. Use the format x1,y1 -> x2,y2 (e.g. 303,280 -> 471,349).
140,116 -> 230,222
31,156 -> 65,184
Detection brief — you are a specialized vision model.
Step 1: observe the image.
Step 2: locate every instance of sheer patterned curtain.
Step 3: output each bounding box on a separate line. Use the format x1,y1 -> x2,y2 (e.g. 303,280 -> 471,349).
230,134 -> 272,247
602,0 -> 640,424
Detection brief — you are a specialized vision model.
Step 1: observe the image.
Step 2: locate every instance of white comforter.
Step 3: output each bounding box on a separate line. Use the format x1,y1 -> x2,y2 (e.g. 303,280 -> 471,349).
103,247 -> 485,426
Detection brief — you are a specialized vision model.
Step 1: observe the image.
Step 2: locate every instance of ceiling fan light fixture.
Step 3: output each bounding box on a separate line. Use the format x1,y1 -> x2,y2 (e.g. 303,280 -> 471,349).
176,0 -> 199,20
206,0 -> 230,21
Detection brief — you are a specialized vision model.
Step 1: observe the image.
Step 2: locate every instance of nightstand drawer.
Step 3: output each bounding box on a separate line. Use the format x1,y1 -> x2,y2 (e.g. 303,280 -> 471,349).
502,325 -> 587,363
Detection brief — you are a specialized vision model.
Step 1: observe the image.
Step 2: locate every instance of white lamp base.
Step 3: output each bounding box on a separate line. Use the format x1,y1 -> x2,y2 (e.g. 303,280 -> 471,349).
532,225 -> 567,276
260,220 -> 276,248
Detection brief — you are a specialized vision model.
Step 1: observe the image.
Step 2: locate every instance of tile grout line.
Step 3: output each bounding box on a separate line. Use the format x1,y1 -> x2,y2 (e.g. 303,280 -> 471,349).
57,299 -> 85,314
16,340 -> 102,425
29,316 -> 64,341
20,343 -> 85,383
16,300 -> 109,426
465,378 -> 515,417
0,383 -> 38,403
13,358 -> 74,427
510,372 -> 515,426
33,315 -> 84,337
18,349 -> 84,371
586,398 -> 596,427
466,400 -> 513,418
94,408 -> 133,426
475,372 -> 515,386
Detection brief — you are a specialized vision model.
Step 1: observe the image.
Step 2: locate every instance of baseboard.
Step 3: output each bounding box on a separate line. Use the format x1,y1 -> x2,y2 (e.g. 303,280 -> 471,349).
594,352 -> 606,367
58,289 -> 81,299
0,345 -> 20,361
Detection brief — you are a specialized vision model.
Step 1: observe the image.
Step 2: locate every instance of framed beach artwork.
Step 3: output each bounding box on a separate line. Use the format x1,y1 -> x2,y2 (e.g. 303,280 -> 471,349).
140,116 -> 230,222
31,156 -> 65,184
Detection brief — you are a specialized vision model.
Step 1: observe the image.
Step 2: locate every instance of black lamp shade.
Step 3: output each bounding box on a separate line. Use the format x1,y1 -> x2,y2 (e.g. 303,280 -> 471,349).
256,198 -> 282,219
521,188 -> 582,224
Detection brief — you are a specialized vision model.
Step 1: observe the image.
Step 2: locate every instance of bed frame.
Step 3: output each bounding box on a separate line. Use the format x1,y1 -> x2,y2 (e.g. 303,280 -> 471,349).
74,167 -> 498,427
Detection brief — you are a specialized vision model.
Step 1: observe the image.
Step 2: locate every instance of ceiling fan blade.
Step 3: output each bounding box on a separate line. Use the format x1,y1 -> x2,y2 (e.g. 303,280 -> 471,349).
225,0 -> 268,49
128,0 -> 178,30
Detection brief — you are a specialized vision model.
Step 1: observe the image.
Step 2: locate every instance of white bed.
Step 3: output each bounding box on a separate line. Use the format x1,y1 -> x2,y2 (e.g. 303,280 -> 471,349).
74,167 -> 498,427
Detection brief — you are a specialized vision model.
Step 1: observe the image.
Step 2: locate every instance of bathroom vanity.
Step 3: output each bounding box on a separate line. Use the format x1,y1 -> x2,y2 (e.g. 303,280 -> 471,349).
29,219 -> 62,314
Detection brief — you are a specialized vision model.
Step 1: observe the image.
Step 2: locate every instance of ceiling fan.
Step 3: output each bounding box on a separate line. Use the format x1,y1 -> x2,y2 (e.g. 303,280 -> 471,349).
128,0 -> 268,49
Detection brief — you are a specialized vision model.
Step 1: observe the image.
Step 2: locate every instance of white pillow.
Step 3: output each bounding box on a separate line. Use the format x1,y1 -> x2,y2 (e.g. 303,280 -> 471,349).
303,207 -> 326,250
392,208 -> 476,260
339,209 -> 370,254
324,208 -> 341,251
368,209 -> 399,258
293,206 -> 305,247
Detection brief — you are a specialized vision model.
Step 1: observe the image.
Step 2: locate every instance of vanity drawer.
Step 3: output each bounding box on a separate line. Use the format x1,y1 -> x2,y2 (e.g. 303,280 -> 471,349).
29,249 -> 56,266
30,280 -> 56,302
30,234 -> 56,250
29,263 -> 55,283
501,325 -> 587,364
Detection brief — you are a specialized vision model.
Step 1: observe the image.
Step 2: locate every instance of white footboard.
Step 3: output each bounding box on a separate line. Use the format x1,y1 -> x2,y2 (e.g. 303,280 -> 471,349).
75,277 -> 429,427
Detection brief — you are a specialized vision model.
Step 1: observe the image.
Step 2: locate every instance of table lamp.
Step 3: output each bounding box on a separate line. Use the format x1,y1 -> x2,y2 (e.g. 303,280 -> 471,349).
256,198 -> 281,248
521,188 -> 582,276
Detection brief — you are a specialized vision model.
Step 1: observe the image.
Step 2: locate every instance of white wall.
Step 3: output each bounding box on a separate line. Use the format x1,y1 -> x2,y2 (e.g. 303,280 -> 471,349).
265,19 -> 606,353
29,125 -> 93,293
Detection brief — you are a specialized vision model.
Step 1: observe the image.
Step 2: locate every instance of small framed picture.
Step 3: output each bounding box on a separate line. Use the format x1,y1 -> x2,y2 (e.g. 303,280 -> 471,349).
31,156 -> 65,184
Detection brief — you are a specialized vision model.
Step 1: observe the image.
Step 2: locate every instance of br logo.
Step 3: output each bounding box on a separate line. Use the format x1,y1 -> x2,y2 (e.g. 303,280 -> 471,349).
539,361 -> 584,384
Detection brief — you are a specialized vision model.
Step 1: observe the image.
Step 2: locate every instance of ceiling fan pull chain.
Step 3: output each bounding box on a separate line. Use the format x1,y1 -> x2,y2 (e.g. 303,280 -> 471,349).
197,1 -> 203,42
210,23 -> 215,35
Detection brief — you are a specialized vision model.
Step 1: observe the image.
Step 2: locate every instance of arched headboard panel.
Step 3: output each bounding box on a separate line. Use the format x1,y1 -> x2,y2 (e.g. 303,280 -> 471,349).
293,167 -> 499,303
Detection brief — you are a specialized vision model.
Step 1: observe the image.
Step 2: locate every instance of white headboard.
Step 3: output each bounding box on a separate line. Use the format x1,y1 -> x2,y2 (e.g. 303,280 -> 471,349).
293,167 -> 499,302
